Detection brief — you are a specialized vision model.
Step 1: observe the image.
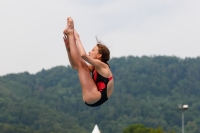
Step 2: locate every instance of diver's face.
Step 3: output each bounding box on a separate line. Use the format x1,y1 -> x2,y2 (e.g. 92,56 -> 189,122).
88,46 -> 102,59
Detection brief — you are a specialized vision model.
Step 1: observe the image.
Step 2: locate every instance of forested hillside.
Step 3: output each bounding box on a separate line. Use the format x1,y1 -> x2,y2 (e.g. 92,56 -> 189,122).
0,56 -> 200,133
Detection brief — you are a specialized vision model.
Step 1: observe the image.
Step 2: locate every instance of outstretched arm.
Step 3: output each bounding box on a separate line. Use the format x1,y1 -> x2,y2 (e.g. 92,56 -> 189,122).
74,30 -> 87,57
74,30 -> 107,70
63,35 -> 77,70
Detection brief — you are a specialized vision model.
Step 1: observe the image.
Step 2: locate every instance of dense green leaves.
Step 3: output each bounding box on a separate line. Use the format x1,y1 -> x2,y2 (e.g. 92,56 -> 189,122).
123,124 -> 177,133
0,56 -> 200,133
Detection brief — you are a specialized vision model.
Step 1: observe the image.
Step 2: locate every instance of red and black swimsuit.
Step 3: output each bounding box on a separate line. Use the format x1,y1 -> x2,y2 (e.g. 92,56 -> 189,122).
85,69 -> 113,107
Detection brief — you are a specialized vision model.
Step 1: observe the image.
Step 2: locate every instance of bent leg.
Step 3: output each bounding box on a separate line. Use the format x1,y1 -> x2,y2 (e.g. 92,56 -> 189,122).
76,60 -> 101,104
63,17 -> 101,104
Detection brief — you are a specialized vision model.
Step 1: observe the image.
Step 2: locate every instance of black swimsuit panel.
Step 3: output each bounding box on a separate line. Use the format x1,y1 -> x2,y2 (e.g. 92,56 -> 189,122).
85,70 -> 112,107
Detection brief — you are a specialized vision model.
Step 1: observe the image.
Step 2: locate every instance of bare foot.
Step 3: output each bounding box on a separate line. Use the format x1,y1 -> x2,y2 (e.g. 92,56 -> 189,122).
63,17 -> 74,35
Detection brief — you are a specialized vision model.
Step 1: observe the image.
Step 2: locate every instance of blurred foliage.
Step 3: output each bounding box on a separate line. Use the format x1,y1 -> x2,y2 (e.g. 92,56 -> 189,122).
0,56 -> 200,133
123,124 -> 175,133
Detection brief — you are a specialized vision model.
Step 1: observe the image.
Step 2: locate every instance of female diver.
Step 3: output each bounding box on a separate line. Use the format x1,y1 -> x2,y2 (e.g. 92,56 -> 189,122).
63,17 -> 114,107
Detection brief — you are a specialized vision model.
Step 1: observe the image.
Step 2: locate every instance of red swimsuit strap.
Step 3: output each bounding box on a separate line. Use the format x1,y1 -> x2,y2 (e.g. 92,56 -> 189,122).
108,76 -> 113,81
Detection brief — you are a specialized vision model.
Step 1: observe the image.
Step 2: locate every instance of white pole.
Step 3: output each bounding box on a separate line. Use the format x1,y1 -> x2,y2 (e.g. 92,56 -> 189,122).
182,110 -> 184,133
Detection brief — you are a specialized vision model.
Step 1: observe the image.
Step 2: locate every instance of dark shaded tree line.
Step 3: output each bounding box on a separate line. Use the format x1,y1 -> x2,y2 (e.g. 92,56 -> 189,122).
0,56 -> 200,133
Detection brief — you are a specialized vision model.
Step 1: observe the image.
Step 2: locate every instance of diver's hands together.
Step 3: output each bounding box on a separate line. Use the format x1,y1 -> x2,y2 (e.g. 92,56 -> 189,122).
63,35 -> 70,50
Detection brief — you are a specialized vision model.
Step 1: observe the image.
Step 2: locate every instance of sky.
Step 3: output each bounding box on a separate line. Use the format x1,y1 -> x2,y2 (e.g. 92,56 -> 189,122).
1,0 -> 200,76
